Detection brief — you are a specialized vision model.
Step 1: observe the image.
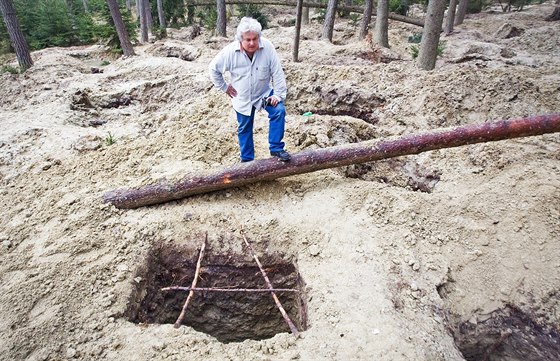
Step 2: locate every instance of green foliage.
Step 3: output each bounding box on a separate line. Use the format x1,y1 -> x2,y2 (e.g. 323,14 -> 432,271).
105,132 -> 116,146
389,0 -> 410,16
1,65 -> 19,74
101,60 -> 110,66
2,0 -> 136,54
466,0 -> 493,14
409,45 -> 419,59
348,13 -> 361,27
408,32 -> 422,44
437,40 -> 446,57
153,0 -> 186,28
409,40 -> 446,59
236,4 -> 269,29
197,6 -> 218,31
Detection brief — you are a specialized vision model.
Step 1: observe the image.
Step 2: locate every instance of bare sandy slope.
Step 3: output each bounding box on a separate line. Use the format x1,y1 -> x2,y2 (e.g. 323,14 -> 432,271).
1,4 -> 559,361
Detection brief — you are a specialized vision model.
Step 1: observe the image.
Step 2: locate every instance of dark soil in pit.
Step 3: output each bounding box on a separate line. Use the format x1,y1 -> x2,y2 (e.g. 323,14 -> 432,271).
124,239 -> 307,343
451,305 -> 560,361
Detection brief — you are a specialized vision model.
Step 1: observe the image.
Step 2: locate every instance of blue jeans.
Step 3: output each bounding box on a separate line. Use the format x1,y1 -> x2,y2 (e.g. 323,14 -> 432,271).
235,101 -> 286,162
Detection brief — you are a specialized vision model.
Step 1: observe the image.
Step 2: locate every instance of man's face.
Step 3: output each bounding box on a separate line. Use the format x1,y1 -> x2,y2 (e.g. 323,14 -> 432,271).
240,31 -> 259,55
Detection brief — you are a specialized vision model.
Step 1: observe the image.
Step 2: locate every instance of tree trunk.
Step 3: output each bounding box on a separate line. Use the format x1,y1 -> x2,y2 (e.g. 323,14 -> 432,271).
103,114 -> 560,209
358,0 -> 373,39
374,0 -> 389,47
293,0 -> 303,61
302,6 -> 309,24
126,0 -> 131,11
445,0 -> 458,33
145,0 -> 153,27
454,0 -> 468,25
321,0 -> 337,42
0,0 -> 33,70
138,0 -> 149,42
157,0 -> 166,28
216,0 -> 226,36
417,0 -> 446,70
107,0 -> 136,56
83,0 -> 89,12
545,0 -> 560,21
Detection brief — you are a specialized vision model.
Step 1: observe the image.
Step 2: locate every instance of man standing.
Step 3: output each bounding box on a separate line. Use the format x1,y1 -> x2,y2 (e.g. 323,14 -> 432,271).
209,17 -> 291,163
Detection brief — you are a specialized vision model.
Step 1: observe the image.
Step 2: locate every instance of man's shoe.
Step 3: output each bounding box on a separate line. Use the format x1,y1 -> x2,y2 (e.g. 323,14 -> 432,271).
270,150 -> 291,162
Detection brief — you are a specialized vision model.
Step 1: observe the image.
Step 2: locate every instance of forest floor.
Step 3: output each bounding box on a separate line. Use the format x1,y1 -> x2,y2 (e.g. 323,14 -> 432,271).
1,3 -> 559,361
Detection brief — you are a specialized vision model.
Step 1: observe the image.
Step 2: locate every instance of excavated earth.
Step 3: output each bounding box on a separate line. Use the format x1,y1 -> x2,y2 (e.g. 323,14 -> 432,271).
0,3 -> 559,361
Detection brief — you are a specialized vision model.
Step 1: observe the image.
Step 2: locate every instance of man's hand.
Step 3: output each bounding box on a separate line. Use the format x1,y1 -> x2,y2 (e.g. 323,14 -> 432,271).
268,95 -> 281,106
226,84 -> 237,98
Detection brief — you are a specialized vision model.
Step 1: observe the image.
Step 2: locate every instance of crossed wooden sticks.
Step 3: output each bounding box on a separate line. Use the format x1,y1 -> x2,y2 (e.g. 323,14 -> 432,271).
161,229 -> 300,337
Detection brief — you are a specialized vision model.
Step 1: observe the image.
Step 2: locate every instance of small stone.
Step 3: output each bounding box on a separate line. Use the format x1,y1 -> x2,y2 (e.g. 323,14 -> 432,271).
116,264 -> 128,272
372,328 -> 380,335
2,240 -> 11,249
308,245 -> 320,257
66,347 -> 77,358
134,277 -> 143,283
410,282 -> 419,291
481,239 -> 490,246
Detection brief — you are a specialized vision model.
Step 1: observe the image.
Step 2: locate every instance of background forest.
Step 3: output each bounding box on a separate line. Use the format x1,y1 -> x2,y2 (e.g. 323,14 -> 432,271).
0,0 -> 542,58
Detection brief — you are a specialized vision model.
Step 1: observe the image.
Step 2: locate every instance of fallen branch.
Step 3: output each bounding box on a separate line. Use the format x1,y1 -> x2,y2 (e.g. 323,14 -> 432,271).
103,114 -> 560,209
239,224 -> 300,337
173,235 -> 206,328
162,286 -> 301,293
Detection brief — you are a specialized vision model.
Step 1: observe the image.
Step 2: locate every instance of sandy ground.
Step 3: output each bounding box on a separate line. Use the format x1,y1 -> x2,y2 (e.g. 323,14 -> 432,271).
1,3 -> 559,361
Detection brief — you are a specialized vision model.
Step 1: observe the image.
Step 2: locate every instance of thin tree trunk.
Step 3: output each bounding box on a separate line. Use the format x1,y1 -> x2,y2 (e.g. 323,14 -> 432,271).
83,0 -> 89,12
126,0 -> 131,11
157,0 -> 166,28
454,0 -> 467,25
358,0 -> 373,39
0,0 -> 33,70
417,0 -> 446,70
138,0 -> 149,42
302,6 -> 309,24
321,0 -> 337,42
374,0 -> 389,47
103,114 -> 560,209
293,0 -> 303,61
107,0 -> 136,56
216,0 -> 226,36
145,0 -> 153,28
445,0 -> 458,33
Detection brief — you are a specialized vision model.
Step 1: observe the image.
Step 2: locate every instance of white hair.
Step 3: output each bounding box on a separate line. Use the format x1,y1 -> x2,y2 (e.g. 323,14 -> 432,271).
235,17 -> 262,41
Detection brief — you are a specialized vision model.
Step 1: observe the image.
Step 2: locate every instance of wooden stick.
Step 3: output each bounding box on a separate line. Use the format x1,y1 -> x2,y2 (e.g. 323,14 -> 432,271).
173,235 -> 206,328
162,286 -> 300,293
238,224 -> 300,337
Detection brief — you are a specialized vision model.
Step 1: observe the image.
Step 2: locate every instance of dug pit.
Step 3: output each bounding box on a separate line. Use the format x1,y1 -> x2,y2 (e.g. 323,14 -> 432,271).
450,305 -> 560,361
124,239 -> 307,343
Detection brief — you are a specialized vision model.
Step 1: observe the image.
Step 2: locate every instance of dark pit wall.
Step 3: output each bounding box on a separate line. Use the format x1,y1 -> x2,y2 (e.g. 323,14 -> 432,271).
451,305 -> 560,361
123,239 -> 307,343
